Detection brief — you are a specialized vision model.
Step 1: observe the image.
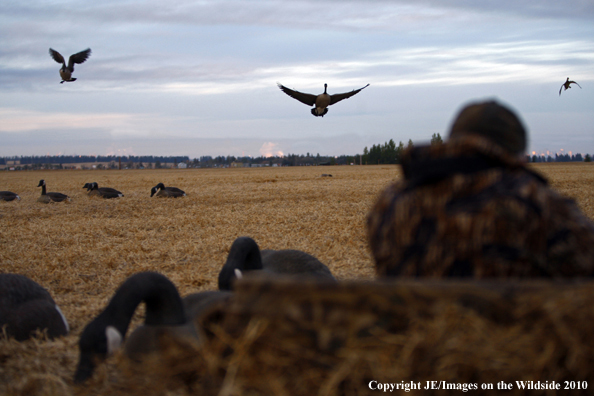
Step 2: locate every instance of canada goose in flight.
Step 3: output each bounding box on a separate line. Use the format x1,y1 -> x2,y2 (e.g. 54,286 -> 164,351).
277,83 -> 370,117
0,273 -> 69,341
0,191 -> 20,201
37,179 -> 69,203
49,48 -> 91,83
559,78 -> 582,96
74,272 -> 231,383
218,236 -> 337,291
150,183 -> 186,198
86,182 -> 124,199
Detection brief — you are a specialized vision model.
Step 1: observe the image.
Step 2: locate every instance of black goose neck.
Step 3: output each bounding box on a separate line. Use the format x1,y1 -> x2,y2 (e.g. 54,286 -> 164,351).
98,272 -> 186,335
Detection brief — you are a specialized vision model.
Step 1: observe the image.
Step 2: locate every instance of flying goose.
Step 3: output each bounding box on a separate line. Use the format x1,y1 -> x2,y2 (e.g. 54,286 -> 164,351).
559,78 -> 582,96
49,48 -> 91,83
0,191 -> 21,201
74,272 -> 231,383
277,83 -> 369,117
0,273 -> 69,341
218,236 -> 337,291
37,179 -> 69,203
86,182 -> 124,199
150,183 -> 186,198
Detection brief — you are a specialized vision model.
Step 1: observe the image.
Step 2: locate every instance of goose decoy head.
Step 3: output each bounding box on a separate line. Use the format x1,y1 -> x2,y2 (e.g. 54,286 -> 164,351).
74,322 -> 122,383
74,272 -> 186,383
218,237 -> 263,290
150,183 -> 165,197
151,183 -> 165,197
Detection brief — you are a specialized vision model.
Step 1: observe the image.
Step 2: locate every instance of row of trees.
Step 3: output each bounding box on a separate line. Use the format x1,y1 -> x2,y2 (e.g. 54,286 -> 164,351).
0,155 -> 189,166
529,153 -> 592,163
361,133 -> 443,165
2,134 -> 593,168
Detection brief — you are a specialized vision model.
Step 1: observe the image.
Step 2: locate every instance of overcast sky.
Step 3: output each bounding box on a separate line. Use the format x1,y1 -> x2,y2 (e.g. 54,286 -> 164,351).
1,0 -> 593,158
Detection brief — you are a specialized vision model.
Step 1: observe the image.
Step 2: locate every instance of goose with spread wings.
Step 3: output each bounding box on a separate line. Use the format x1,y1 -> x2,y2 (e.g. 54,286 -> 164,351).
49,48 -> 92,83
559,77 -> 582,96
277,83 -> 369,117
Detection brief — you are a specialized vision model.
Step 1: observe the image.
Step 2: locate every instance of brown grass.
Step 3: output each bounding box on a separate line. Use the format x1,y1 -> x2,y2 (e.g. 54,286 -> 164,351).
0,163 -> 593,395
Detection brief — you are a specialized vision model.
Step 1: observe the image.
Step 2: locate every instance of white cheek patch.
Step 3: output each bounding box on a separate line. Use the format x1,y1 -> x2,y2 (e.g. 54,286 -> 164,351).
234,269 -> 243,280
54,304 -> 70,333
106,326 -> 123,356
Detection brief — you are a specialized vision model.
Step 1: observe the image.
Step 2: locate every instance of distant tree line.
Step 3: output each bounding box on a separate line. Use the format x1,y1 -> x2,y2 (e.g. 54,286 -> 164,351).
195,153 -> 360,167
527,153 -> 592,163
1,136 -> 592,169
361,133 -> 443,165
0,155 -> 189,166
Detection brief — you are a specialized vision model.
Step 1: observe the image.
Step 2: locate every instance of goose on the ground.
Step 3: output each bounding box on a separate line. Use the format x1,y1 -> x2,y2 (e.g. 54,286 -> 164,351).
49,48 -> 91,83
150,183 -> 186,198
37,179 -> 69,203
0,273 -> 69,341
74,272 -> 231,383
559,77 -> 582,96
277,83 -> 369,117
86,182 -> 124,199
218,236 -> 337,291
0,191 -> 21,201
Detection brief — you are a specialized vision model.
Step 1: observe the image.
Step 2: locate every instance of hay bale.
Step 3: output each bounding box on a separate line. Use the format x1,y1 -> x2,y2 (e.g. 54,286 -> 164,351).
193,276 -> 594,395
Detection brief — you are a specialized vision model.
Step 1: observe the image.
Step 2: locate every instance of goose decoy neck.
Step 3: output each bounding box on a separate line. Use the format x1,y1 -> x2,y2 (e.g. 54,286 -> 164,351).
74,272 -> 186,383
218,237 -> 263,290
102,272 -> 186,328
37,180 -> 47,195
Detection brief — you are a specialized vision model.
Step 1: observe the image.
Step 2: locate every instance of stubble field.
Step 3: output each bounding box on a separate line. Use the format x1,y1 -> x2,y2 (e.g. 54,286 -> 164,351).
0,163 -> 593,395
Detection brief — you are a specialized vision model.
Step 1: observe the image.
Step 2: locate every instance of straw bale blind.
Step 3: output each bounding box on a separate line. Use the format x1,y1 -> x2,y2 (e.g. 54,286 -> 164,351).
189,276 -> 594,396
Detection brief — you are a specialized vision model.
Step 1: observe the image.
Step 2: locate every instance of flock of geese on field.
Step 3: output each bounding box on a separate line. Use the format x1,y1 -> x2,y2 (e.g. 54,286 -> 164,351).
0,180 -> 186,203
0,235 -> 336,384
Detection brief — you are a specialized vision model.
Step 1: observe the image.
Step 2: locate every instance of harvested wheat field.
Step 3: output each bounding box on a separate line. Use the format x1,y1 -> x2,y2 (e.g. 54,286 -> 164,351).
0,163 -> 593,396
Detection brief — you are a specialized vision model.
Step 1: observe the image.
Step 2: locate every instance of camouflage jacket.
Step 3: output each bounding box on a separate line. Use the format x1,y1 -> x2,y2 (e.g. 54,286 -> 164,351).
367,135 -> 594,278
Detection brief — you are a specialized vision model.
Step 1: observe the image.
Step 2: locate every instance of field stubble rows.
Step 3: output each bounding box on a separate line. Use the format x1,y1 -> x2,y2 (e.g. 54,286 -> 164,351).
0,163 -> 593,394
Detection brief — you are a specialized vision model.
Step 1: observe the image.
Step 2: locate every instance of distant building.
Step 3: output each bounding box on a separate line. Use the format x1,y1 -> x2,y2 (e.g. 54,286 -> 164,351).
177,162 -> 188,169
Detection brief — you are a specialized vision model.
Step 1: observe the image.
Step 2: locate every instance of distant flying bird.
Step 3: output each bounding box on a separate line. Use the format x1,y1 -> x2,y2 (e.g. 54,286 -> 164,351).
559,77 -> 582,96
277,83 -> 370,117
49,48 -> 92,83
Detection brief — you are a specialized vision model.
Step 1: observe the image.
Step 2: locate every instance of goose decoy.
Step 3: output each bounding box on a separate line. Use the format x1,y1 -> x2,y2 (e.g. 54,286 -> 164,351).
559,77 -> 582,96
150,183 -> 186,198
0,273 -> 69,341
37,179 -> 69,203
218,236 -> 337,291
74,272 -> 231,383
86,182 -> 123,199
49,48 -> 91,83
0,191 -> 21,201
277,83 -> 369,117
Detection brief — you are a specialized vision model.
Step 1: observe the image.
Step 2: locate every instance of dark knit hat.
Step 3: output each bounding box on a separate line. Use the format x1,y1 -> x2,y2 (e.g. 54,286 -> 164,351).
449,100 -> 527,155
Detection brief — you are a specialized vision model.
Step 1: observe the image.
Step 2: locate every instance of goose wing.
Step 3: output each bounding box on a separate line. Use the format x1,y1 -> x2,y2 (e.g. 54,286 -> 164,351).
559,84 -> 564,96
67,48 -> 92,70
165,187 -> 185,194
49,48 -> 65,64
569,80 -> 582,89
329,84 -> 370,105
277,84 -> 317,106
